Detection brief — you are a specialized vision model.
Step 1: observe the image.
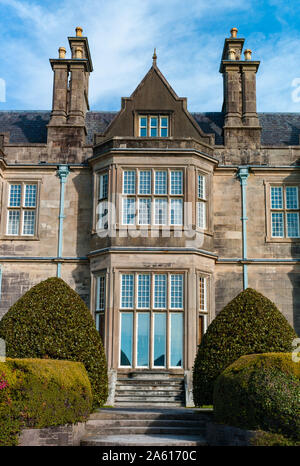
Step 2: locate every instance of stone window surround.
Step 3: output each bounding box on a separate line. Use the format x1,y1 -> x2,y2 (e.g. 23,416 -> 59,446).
121,167 -> 185,227
134,110 -> 173,138
92,163 -> 213,236
90,265 -> 213,371
0,177 -> 42,240
117,269 -> 186,370
264,180 -> 300,243
197,272 -> 210,346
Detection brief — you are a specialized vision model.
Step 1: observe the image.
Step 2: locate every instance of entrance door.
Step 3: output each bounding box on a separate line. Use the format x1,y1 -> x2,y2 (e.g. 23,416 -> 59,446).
119,311 -> 183,369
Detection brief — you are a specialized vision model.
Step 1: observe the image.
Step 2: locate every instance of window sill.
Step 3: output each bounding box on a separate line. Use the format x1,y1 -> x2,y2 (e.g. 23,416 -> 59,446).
265,236 -> 300,243
0,235 -> 40,241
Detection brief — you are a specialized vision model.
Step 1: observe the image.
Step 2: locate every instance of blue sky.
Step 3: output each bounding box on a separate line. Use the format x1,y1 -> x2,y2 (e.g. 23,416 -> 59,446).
1,0 -> 300,112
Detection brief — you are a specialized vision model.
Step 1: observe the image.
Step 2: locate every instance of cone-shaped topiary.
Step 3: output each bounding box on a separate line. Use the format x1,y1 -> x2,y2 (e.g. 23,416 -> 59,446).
214,353 -> 300,441
0,277 -> 108,408
193,288 -> 297,406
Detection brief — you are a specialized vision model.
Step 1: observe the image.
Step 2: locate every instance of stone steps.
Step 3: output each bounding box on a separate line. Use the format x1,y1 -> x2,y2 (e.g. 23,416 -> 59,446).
115,371 -> 185,407
81,434 -> 207,446
89,410 -> 210,421
86,419 -> 206,427
85,426 -> 205,435
80,408 -> 212,446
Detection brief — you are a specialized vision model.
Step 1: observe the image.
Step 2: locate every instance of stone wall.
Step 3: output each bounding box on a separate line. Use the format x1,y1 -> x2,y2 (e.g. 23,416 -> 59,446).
18,422 -> 86,446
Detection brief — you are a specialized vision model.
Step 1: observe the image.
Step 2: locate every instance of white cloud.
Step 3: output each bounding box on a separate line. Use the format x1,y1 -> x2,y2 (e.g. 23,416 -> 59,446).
0,0 -> 299,112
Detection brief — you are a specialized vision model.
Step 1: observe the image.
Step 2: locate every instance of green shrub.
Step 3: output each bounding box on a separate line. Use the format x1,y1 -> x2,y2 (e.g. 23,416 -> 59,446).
193,288 -> 297,406
0,277 -> 108,408
0,358 -> 92,446
214,353 -> 300,441
250,431 -> 300,446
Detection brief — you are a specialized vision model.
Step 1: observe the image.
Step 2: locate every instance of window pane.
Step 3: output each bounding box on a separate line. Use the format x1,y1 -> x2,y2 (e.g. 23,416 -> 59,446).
24,184 -> 37,207
120,313 -> 133,366
7,210 -> 20,235
160,117 -> 168,127
9,184 -> 21,207
155,171 -> 167,195
98,200 -> 108,229
170,313 -> 183,367
198,315 -> 204,346
150,117 -> 158,137
197,201 -> 206,229
154,274 -> 167,308
139,117 -> 147,137
97,275 -> 106,311
271,186 -> 283,209
154,198 -> 167,225
287,212 -> 299,237
198,175 -> 205,199
23,211 -> 35,235
121,274 -> 134,308
153,313 -> 166,367
138,198 -> 151,225
286,187 -> 298,209
170,274 -> 183,309
137,313 -> 150,367
139,171 -> 151,194
199,277 -> 206,311
137,274 -> 151,308
95,313 -> 105,343
123,170 -> 136,194
170,171 -> 183,195
99,173 -> 108,199
122,198 -> 135,225
160,117 -> 168,137
170,199 -> 183,225
271,212 -> 284,237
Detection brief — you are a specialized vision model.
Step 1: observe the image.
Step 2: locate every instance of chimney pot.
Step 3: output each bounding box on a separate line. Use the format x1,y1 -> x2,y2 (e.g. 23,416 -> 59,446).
228,49 -> 236,60
244,49 -> 252,60
58,47 -> 66,59
75,47 -> 83,59
230,27 -> 238,38
76,27 -> 83,37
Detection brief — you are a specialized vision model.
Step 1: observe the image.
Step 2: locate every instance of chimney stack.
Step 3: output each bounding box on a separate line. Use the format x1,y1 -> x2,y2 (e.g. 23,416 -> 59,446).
219,28 -> 261,147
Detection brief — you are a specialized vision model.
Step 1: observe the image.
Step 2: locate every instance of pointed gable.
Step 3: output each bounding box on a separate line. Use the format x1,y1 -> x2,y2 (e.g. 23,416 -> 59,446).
96,63 -> 214,146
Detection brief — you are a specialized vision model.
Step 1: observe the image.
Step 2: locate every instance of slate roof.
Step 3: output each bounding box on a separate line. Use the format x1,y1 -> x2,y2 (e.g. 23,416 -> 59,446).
1,110 -> 300,146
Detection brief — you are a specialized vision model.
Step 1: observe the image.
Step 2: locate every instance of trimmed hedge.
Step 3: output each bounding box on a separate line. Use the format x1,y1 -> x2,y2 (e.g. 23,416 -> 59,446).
193,288 -> 297,406
0,358 -> 92,446
0,277 -> 108,408
214,353 -> 300,441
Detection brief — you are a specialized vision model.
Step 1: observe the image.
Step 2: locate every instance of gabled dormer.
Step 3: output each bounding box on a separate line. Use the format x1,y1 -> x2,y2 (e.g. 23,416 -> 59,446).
94,51 -> 215,153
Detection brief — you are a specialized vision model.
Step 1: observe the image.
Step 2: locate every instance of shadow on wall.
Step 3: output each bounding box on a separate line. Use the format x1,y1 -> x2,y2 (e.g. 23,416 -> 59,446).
285,161 -> 300,336
70,170 -> 93,308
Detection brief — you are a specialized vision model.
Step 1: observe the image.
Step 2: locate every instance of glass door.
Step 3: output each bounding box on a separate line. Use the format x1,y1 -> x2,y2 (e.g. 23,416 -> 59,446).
136,313 -> 150,367
120,313 -> 133,367
153,313 -> 166,367
170,313 -> 183,367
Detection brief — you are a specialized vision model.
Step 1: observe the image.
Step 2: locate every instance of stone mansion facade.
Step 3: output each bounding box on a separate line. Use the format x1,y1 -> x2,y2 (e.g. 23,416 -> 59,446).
0,27 -> 299,381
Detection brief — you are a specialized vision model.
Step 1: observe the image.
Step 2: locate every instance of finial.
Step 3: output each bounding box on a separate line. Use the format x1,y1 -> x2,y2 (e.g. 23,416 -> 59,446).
76,26 -> 83,37
244,49 -> 252,60
75,47 -> 83,59
152,48 -> 157,66
228,49 -> 236,60
230,27 -> 238,38
58,47 -> 66,59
